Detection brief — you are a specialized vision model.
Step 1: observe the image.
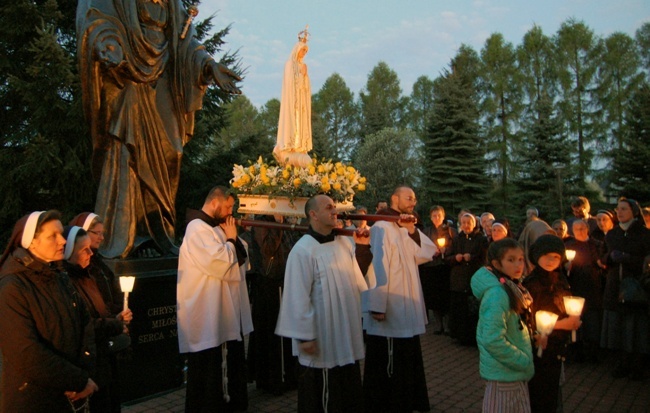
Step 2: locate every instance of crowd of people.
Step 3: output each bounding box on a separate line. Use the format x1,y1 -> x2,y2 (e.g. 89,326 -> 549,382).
176,188 -> 650,413
0,211 -> 130,412
1,189 -> 649,413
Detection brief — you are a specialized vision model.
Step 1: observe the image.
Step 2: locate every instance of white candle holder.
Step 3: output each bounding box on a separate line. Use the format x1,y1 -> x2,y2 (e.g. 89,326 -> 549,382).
120,276 -> 136,313
535,310 -> 559,358
566,249 -> 576,277
437,238 -> 446,259
563,296 -> 585,342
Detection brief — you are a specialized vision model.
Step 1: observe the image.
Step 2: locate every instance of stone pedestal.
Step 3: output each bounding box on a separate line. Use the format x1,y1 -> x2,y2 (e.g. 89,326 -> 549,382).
103,257 -> 183,402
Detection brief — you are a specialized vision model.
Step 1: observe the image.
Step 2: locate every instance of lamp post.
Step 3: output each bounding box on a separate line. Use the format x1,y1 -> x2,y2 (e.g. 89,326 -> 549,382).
554,164 -> 565,217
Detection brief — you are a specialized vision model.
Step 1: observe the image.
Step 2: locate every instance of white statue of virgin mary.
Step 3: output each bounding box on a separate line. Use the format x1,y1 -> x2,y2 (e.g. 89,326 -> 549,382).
273,27 -> 312,167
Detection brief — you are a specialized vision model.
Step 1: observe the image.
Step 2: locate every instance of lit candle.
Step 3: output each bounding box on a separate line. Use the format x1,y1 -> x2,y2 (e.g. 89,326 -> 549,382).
535,310 -> 559,358
565,249 -> 576,277
120,276 -> 136,313
565,249 -> 576,261
437,238 -> 446,258
563,296 -> 585,342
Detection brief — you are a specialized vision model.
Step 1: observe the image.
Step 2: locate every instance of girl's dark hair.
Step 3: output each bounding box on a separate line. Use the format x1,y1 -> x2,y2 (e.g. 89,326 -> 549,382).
487,238 -> 525,313
487,238 -> 522,265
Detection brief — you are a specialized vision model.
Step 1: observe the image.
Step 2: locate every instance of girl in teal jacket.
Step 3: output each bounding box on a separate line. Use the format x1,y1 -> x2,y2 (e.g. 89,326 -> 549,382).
471,239 -> 535,413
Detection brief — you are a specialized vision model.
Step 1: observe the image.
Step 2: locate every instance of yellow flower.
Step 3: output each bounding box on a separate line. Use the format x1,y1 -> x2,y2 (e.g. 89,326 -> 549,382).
308,165 -> 316,175
347,166 -> 356,173
333,182 -> 341,191
321,182 -> 331,192
293,178 -> 302,188
329,172 -> 337,180
336,167 -> 345,176
282,170 -> 290,179
335,162 -> 343,168
357,183 -> 366,191
359,177 -> 366,184
261,175 -> 270,185
317,165 -> 326,173
242,174 -> 251,184
249,165 -> 256,174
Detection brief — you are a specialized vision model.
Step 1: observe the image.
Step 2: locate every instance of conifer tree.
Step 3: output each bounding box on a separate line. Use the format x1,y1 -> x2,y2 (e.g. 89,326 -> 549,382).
554,18 -> 602,186
358,62 -> 404,138
422,69 -> 490,214
610,83 -> 650,202
312,73 -> 359,162
354,128 -> 422,207
511,96 -> 574,221
479,33 -> 523,213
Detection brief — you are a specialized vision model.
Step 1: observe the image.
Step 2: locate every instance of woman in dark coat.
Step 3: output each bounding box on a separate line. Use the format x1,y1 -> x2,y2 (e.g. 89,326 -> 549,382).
601,197 -> 650,380
69,213 -> 123,314
0,211 -> 98,413
63,226 -> 133,412
420,205 -> 456,334
564,220 -> 604,362
447,213 -> 487,345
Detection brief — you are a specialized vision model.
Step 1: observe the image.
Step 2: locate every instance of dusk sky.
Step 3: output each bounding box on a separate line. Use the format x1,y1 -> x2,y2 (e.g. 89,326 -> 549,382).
203,0 -> 650,108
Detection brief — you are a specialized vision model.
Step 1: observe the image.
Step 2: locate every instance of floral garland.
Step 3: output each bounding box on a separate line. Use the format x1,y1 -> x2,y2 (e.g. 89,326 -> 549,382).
230,156 -> 366,202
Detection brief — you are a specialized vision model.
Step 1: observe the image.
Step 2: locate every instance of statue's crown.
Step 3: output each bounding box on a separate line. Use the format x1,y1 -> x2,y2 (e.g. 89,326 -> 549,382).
298,25 -> 309,43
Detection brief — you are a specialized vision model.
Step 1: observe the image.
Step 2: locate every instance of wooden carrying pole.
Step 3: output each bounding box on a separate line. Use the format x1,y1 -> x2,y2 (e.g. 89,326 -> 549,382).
236,219 -> 359,237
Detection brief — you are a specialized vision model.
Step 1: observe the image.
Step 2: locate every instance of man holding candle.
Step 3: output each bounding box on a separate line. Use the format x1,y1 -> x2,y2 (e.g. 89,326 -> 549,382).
275,194 -> 373,412
362,186 -> 437,412
177,186 -> 253,412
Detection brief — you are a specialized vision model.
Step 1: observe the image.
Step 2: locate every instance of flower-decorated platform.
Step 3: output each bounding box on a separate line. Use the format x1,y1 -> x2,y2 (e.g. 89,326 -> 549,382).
237,195 -> 355,218
231,156 -> 366,217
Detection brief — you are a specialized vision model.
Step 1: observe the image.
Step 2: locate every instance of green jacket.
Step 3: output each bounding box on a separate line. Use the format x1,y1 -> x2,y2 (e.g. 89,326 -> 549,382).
471,267 -> 534,382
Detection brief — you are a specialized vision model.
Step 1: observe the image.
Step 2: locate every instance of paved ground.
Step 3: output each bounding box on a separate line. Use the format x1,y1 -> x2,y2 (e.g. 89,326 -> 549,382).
122,323 -> 649,413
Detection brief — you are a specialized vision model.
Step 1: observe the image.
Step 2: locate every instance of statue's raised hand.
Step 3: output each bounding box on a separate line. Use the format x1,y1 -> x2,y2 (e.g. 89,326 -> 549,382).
205,60 -> 242,95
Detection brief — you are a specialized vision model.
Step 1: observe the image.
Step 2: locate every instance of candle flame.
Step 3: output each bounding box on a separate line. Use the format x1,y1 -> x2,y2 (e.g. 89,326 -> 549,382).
120,276 -> 136,293
535,310 -> 559,335
437,237 -> 446,247
563,296 -> 585,316
565,249 -> 576,261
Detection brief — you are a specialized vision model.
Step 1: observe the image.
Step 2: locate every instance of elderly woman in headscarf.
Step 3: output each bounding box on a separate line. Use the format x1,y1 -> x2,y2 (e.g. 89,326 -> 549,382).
447,213 -> 488,345
601,197 -> 650,381
518,219 -> 556,276
70,212 -> 123,314
63,226 -> 133,412
0,211 -> 98,412
592,209 -> 617,243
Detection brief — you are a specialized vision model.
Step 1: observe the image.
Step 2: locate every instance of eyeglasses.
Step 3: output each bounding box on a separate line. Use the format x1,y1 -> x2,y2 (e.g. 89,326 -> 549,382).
87,230 -> 105,237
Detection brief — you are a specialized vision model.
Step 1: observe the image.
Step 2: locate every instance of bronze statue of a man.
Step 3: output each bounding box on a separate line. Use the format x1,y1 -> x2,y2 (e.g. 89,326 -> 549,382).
77,0 -> 241,258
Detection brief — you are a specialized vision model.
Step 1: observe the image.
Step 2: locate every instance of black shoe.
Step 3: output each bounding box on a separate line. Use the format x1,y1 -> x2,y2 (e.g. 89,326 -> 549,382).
629,369 -> 645,381
612,363 -> 629,379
